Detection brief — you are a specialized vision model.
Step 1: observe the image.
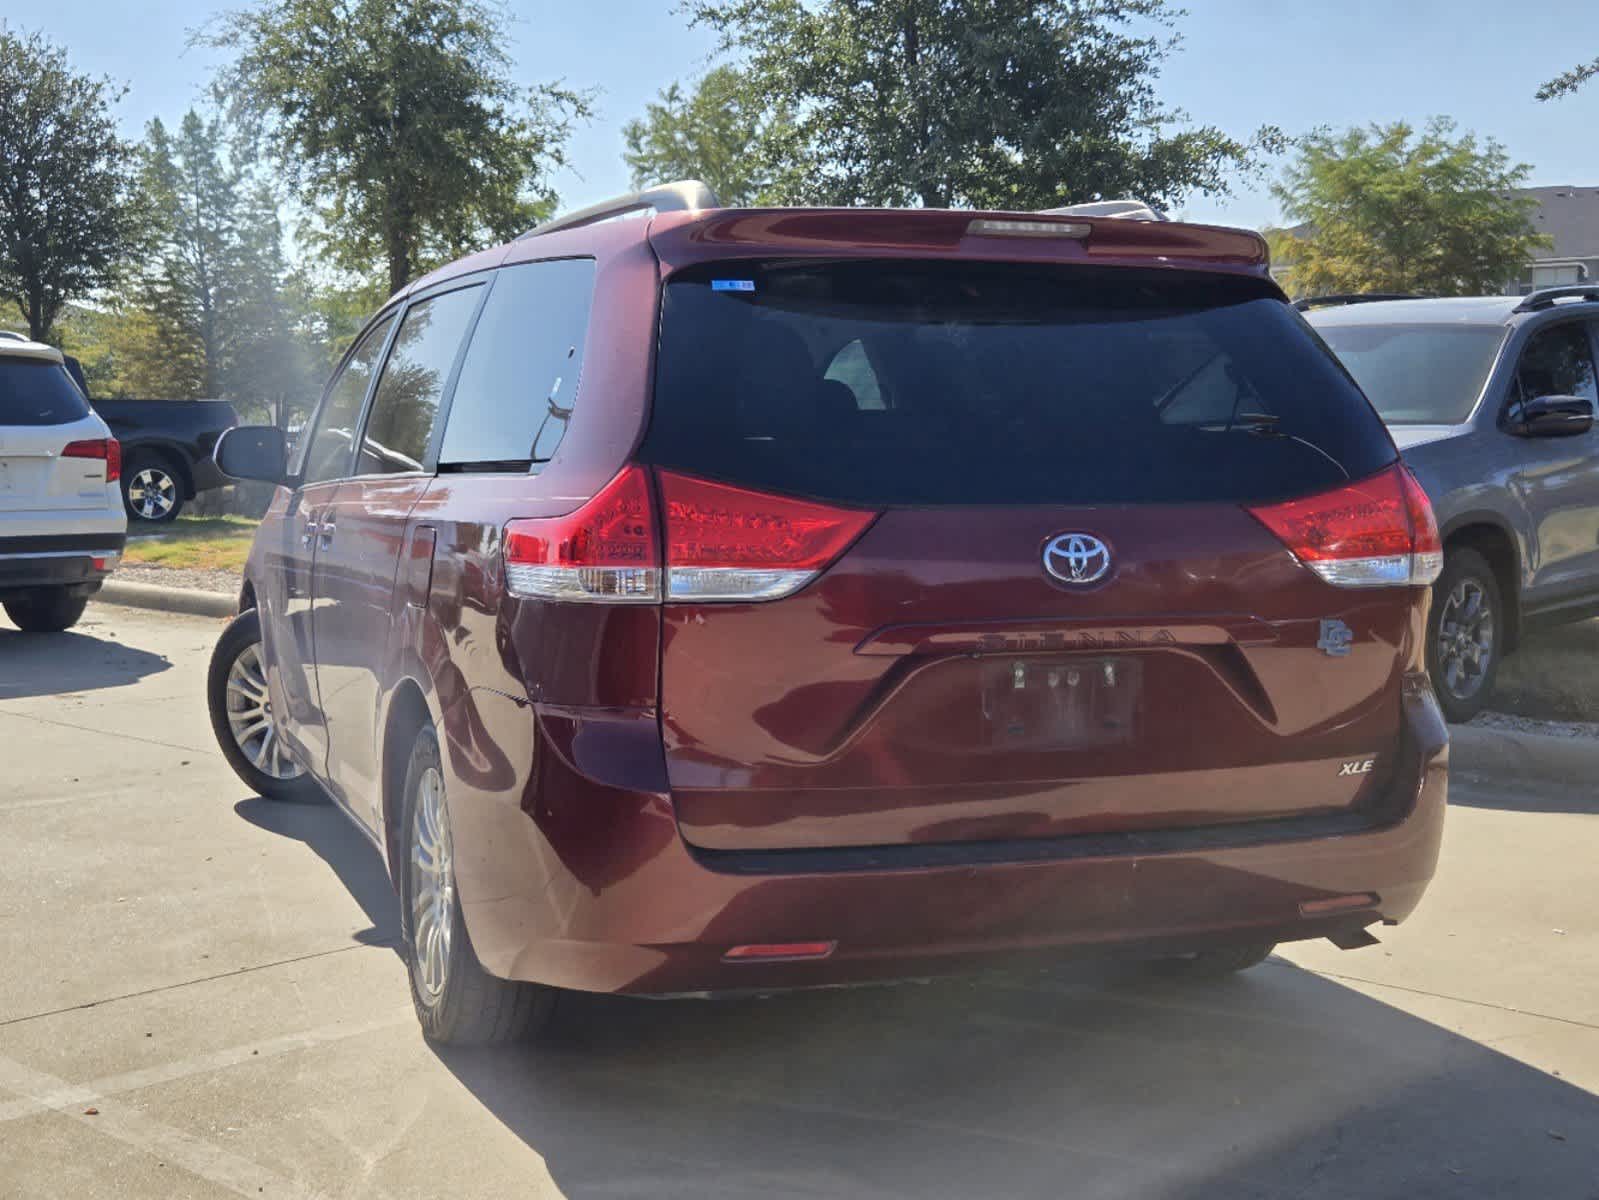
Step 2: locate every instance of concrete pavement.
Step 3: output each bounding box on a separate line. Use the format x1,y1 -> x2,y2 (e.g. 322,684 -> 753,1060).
0,602 -> 1595,1198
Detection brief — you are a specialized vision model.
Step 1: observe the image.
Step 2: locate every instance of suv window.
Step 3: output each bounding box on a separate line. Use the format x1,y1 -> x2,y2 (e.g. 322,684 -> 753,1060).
300,313 -> 396,485
644,261 -> 1396,506
0,359 -> 91,426
359,285 -> 482,475
439,258 -> 597,468
1513,322 -> 1598,408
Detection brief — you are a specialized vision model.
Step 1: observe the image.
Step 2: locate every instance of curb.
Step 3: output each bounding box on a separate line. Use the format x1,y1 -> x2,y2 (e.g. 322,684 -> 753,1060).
94,579 -> 236,619
1448,722 -> 1599,789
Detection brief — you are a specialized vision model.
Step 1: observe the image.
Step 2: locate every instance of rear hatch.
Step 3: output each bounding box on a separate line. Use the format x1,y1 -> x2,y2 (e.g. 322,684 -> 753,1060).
0,356 -> 114,513
639,258 -> 1428,852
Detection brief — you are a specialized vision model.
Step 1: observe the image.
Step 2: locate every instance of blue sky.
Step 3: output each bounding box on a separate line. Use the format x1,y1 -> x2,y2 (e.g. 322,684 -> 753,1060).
29,0 -> 1599,230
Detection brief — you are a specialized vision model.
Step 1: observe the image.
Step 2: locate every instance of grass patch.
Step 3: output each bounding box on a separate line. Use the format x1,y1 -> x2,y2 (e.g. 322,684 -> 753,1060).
122,515 -> 258,573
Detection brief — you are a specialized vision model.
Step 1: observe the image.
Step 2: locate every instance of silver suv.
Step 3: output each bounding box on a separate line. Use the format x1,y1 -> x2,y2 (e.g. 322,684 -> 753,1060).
0,336 -> 126,631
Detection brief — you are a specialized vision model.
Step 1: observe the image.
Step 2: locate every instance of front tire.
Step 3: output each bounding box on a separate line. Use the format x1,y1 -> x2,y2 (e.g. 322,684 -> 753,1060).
123,452 -> 184,523
3,587 -> 88,632
207,608 -> 323,802
400,724 -> 555,1045
1427,548 -> 1503,723
1168,941 -> 1276,978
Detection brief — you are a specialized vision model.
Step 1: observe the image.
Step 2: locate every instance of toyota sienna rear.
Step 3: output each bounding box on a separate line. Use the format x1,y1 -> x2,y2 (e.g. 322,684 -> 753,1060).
209,186 -> 1448,1044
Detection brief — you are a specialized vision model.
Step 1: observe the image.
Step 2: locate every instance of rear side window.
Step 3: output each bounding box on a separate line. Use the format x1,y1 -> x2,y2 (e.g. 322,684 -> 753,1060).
359,284 -> 482,475
644,262 -> 1396,506
439,258 -> 597,468
0,360 -> 91,426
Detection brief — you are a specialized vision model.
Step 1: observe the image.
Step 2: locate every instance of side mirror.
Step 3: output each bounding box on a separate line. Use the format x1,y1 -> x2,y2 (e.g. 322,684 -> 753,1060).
215,425 -> 289,484
1507,395 -> 1595,438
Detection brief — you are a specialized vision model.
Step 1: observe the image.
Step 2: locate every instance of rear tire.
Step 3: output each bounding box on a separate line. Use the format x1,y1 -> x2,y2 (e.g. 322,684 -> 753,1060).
1168,941 -> 1276,978
400,724 -> 555,1045
1427,548 -> 1503,724
123,452 -> 184,523
207,608 -> 323,802
3,588 -> 88,632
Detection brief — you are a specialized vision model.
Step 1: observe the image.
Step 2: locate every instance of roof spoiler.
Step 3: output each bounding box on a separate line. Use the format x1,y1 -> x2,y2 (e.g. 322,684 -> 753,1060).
1512,284 -> 1599,313
1038,199 -> 1166,222
520,179 -> 721,240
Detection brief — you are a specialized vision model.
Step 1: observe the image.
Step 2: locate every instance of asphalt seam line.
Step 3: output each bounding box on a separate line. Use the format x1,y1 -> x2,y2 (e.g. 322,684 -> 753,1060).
0,707 -> 219,757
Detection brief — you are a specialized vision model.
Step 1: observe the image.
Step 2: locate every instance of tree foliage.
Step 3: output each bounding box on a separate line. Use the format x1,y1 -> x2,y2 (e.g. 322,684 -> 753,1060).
1537,55 -> 1599,101
622,66 -> 774,205
204,0 -> 592,296
677,0 -> 1278,210
1268,119 -> 1549,298
0,29 -> 141,341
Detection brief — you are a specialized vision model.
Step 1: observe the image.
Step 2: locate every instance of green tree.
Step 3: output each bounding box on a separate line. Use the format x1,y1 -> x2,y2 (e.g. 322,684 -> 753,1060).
1538,55 -> 1599,100
1268,119 -> 1549,298
204,0 -> 593,296
622,66 -> 774,205
0,29 -> 141,341
680,0 -> 1278,210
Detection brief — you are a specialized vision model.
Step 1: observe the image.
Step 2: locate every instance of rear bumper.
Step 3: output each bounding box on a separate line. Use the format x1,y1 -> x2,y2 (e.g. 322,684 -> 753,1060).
445,686 -> 1448,996
0,533 -> 125,594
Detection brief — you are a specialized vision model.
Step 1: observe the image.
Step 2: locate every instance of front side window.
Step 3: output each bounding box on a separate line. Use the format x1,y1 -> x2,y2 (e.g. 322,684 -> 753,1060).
1513,322 -> 1598,410
438,258 -> 597,468
359,285 -> 482,476
300,313 -> 396,486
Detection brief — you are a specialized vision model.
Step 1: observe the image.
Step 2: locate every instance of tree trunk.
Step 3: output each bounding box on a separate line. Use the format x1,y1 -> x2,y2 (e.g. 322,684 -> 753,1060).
902,12 -> 941,209
386,220 -> 411,297
27,291 -> 46,343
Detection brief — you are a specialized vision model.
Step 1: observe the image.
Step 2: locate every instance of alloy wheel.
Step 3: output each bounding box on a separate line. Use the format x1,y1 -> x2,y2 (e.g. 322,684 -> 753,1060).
128,467 -> 178,520
1435,576 -> 1495,701
224,642 -> 302,780
409,766 -> 455,1001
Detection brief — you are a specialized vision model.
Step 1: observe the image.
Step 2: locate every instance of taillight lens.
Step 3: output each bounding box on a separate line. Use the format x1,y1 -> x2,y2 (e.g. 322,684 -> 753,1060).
62,437 -> 121,483
1247,463 -> 1443,588
659,470 -> 878,602
503,465 -> 660,602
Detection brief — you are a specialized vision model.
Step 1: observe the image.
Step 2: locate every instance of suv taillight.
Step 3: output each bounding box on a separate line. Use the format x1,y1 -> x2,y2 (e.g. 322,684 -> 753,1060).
1247,463 -> 1442,588
503,467 -> 877,604
62,437 -> 121,483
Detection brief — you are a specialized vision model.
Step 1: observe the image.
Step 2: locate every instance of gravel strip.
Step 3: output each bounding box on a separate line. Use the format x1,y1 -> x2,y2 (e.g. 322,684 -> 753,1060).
115,564 -> 242,597
1469,710 -> 1599,740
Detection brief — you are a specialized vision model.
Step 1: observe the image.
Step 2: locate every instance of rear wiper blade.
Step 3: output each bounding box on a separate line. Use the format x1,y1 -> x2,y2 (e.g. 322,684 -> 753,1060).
1200,411 -> 1281,434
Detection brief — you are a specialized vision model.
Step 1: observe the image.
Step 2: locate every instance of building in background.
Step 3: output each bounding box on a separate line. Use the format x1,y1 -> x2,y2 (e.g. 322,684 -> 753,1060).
1502,185 -> 1599,295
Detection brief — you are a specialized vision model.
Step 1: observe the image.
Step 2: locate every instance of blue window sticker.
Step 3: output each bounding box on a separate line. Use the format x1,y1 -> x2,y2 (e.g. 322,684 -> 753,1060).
711,279 -> 756,293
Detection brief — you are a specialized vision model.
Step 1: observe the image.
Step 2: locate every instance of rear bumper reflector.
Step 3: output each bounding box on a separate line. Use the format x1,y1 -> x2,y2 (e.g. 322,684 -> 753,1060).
1299,892 -> 1378,916
723,941 -> 837,963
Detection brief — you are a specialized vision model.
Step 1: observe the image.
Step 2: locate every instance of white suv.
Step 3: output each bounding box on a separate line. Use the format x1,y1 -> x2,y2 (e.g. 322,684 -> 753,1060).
0,335 -> 126,631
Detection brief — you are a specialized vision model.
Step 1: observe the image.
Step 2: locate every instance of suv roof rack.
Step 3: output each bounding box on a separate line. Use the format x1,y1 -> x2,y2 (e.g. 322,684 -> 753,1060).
1511,284 -> 1599,313
1038,199 -> 1165,222
1292,293 -> 1429,311
519,179 -> 721,240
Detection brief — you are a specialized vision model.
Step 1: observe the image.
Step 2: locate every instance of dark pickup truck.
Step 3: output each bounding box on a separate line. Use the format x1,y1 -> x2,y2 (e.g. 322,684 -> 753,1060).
53,355 -> 239,523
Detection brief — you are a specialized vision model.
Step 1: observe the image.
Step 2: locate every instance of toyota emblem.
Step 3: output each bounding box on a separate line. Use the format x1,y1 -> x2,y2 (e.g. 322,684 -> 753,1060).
1042,533 -> 1112,586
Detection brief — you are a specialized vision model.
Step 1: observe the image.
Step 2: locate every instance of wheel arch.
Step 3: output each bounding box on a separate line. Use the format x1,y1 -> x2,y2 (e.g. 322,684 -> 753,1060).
1439,516 -> 1522,649
380,676 -> 436,885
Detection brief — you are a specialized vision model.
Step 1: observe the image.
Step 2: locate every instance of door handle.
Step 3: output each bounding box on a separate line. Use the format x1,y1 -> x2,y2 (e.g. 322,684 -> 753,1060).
318,520 -> 336,550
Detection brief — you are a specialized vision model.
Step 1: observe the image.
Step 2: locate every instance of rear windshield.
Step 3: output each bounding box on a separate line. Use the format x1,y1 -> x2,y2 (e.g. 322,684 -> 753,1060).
1313,323 -> 1506,425
0,359 -> 91,426
643,261 -> 1395,506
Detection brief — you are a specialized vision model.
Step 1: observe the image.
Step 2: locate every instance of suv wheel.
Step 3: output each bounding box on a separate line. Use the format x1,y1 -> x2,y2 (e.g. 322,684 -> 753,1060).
3,587 -> 88,632
1168,941 -> 1276,977
1427,548 -> 1502,723
207,608 -> 323,802
401,723 -> 555,1045
124,453 -> 184,523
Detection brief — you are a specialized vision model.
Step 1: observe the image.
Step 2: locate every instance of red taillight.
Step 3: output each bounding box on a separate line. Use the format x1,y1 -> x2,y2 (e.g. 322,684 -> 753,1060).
62,438 -> 121,483
502,465 -> 660,602
503,467 -> 878,604
659,470 -> 878,602
1246,463 -> 1443,588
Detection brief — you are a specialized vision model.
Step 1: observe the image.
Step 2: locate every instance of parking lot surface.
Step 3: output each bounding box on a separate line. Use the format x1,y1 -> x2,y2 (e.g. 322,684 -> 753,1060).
2,603 -> 1596,1198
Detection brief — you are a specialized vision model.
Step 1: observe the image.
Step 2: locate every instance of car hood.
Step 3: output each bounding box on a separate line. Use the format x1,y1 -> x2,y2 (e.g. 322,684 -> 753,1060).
1388,424 -> 1468,451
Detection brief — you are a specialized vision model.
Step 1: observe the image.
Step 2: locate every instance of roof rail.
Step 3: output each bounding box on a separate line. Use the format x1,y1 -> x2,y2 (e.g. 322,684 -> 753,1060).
519,179 -> 721,240
1037,199 -> 1166,222
1292,293 -> 1429,312
1511,284 -> 1599,313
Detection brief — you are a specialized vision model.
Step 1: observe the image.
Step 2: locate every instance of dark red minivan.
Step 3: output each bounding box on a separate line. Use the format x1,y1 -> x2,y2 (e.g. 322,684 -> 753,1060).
208,184 -> 1448,1044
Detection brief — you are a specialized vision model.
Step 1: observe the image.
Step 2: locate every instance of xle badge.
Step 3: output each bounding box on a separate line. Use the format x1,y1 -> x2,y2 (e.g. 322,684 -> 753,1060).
1318,618 -> 1354,657
1338,758 -> 1376,777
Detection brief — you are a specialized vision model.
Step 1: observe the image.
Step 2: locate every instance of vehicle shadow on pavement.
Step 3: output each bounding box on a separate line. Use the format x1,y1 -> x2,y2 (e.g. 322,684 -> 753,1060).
435,960 -> 1599,1198
233,797 -> 402,953
0,626 -> 170,700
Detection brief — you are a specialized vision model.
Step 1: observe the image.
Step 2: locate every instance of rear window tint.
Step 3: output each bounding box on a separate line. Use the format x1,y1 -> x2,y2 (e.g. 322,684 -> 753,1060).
643,262 -> 1396,506
0,359 -> 91,426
